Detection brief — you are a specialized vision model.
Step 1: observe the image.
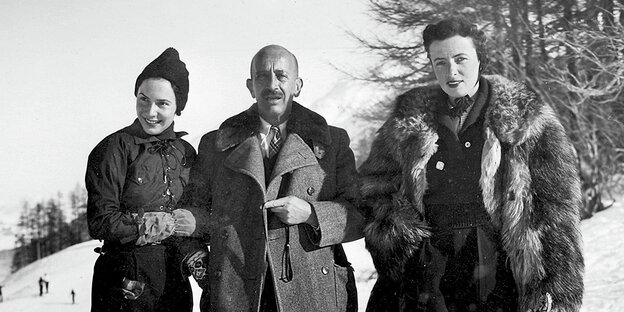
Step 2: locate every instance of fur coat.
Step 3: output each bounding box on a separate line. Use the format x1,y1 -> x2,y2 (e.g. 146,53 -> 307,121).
359,75 -> 584,311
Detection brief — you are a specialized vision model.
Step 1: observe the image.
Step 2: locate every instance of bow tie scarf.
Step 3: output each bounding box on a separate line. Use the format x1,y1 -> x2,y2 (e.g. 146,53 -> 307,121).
448,95 -> 475,118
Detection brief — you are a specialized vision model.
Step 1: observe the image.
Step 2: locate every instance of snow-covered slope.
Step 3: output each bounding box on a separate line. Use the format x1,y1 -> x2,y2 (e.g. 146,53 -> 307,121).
1,200 -> 622,311
0,240 -> 202,312
0,240 -> 100,311
580,199 -> 624,312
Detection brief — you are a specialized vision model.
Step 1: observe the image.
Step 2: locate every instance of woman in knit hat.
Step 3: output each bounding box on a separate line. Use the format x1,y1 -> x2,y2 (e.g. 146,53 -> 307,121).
86,47 -> 205,312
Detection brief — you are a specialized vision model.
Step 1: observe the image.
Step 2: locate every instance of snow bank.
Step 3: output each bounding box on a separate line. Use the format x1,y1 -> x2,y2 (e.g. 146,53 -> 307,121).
1,200 -> 622,311
580,199 -> 624,312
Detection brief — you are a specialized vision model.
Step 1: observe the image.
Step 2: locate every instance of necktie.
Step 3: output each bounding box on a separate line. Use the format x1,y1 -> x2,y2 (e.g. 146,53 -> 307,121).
268,126 -> 282,158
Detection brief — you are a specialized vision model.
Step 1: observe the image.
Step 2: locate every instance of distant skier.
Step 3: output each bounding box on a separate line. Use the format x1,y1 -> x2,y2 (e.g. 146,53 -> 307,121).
0,284 -> 4,302
71,289 -> 76,304
43,273 -> 49,293
38,277 -> 44,296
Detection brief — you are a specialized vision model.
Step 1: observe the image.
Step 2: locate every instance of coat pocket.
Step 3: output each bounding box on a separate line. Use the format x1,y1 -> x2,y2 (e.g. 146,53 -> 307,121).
126,164 -> 155,187
333,263 -> 358,312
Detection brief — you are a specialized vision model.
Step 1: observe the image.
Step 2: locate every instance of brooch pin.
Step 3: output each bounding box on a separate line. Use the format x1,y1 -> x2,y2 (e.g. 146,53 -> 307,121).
313,144 -> 326,159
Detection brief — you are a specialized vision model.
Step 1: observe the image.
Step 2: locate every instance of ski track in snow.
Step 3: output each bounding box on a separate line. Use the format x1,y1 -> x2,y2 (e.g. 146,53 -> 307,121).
0,199 -> 622,311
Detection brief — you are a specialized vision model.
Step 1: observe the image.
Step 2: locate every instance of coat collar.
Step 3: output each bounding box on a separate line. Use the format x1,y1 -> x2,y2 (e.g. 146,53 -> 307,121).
124,119 -> 188,145
392,74 -> 546,146
215,101 -> 331,151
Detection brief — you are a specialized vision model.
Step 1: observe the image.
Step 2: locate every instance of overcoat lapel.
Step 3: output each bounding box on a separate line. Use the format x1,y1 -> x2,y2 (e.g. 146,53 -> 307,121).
267,133 -> 318,196
271,134 -> 317,180
223,136 -> 266,194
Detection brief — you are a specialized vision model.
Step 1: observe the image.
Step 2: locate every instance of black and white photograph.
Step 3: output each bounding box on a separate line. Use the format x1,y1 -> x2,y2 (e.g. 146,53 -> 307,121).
1,1 -> 623,311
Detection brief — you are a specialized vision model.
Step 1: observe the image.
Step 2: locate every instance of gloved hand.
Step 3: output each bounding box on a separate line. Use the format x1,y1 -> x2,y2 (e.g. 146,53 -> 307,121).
135,212 -> 175,246
172,209 -> 196,237
183,249 -> 209,289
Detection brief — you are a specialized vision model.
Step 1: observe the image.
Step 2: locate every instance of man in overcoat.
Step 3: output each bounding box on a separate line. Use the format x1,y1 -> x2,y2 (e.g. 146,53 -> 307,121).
182,45 -> 364,312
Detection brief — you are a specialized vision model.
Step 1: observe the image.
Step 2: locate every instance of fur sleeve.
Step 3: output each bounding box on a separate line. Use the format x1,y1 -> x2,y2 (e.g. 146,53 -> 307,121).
359,92 -> 431,281
523,110 -> 584,312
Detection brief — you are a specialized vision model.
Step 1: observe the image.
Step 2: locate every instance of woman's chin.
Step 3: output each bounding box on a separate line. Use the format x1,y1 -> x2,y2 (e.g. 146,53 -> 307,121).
442,88 -> 467,99
141,124 -> 164,136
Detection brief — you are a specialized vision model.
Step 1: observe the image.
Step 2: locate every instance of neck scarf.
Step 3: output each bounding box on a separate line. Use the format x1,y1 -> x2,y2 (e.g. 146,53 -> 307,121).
448,95 -> 474,118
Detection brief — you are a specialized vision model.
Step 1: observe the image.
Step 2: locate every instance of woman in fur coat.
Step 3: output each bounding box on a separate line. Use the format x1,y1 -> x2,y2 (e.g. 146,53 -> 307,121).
359,17 -> 584,312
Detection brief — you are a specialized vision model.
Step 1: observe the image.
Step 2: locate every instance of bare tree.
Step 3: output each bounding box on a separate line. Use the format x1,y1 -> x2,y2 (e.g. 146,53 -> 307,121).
350,0 -> 624,218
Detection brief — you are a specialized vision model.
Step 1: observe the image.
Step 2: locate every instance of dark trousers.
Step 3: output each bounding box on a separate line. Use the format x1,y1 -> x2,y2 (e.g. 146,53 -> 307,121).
260,271 -> 278,312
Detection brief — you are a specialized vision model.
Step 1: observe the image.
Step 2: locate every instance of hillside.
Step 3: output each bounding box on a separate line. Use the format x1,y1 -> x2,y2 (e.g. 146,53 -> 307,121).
0,198 -> 622,311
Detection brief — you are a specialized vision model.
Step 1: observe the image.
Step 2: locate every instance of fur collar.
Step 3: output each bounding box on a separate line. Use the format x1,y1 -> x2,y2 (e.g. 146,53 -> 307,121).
215,101 -> 332,151
392,74 -> 549,146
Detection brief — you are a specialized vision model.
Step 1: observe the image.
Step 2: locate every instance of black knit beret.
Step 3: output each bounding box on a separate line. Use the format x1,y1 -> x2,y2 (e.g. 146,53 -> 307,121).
134,47 -> 189,115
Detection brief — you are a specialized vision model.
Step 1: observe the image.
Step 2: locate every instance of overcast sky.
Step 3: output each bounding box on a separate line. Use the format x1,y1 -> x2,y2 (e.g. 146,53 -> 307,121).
0,0 -> 378,223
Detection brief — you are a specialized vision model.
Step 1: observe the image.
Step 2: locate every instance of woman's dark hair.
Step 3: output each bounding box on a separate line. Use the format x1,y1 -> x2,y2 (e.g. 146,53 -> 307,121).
171,83 -> 183,116
423,17 -> 488,72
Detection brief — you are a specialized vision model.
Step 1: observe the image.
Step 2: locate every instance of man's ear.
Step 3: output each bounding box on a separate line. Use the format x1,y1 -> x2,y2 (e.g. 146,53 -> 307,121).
294,78 -> 303,97
246,78 -> 255,98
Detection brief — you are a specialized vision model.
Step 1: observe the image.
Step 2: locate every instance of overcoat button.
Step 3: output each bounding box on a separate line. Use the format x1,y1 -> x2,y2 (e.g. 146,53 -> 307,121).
464,141 -> 471,148
159,205 -> 164,211
137,177 -> 143,184
321,267 -> 329,275
307,187 -> 315,195
214,270 -> 222,279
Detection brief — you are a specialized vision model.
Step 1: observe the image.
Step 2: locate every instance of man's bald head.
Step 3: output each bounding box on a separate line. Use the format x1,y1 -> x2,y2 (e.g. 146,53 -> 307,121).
246,44 -> 303,125
249,45 -> 299,78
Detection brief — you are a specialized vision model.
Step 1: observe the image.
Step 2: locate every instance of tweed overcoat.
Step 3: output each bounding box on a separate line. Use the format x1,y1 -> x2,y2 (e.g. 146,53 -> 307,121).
359,75 -> 584,312
183,102 -> 364,312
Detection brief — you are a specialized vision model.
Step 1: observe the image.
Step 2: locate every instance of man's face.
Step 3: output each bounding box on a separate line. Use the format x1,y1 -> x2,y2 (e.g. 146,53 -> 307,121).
246,47 -> 302,124
429,35 -> 481,100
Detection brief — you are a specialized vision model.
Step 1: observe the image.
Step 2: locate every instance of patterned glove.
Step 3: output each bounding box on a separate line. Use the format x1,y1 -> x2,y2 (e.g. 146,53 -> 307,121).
172,209 -> 196,237
135,212 -> 175,246
183,249 -> 209,289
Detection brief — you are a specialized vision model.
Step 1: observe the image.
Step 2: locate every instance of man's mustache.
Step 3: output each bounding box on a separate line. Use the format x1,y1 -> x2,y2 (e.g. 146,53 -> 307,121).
261,90 -> 284,98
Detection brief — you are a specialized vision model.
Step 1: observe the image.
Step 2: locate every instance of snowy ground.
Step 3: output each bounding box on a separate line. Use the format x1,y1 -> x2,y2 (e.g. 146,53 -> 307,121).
578,200 -> 624,312
0,199 -> 622,311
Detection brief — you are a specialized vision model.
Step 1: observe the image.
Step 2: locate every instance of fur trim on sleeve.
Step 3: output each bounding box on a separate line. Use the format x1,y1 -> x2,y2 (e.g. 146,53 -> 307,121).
364,194 -> 430,281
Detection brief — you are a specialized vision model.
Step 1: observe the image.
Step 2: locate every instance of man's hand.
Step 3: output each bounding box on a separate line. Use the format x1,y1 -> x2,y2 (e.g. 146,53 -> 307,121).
264,196 -> 318,226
